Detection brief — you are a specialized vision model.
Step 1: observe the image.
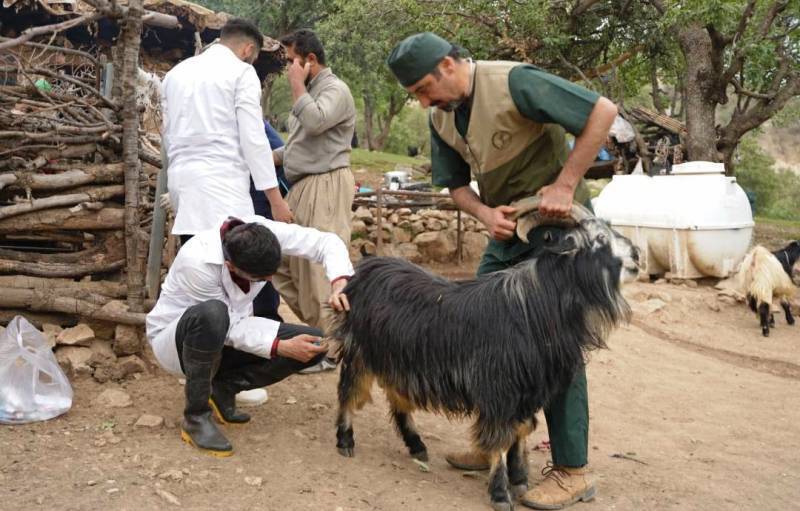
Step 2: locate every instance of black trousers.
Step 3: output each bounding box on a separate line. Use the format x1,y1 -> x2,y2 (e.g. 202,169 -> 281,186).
179,234 -> 283,323
175,300 -> 324,388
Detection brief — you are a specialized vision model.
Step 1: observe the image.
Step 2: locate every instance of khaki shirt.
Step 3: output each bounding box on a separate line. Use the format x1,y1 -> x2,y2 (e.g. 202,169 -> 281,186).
276,68 -> 356,183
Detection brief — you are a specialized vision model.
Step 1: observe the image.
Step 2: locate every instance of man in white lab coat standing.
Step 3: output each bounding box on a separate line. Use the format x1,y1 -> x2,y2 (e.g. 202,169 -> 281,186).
161,18 -> 292,242
146,216 -> 353,456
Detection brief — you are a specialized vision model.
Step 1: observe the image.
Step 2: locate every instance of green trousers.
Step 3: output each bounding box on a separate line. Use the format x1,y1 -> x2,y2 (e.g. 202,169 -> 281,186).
477,232 -> 589,468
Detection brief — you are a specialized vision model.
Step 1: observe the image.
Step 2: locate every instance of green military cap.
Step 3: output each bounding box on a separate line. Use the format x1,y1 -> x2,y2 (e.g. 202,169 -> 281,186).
387,32 -> 453,87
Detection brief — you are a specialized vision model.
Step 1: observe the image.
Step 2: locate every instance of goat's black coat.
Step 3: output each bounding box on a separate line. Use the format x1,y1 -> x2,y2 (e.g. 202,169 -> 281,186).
335,238 -> 630,451
773,240 -> 800,277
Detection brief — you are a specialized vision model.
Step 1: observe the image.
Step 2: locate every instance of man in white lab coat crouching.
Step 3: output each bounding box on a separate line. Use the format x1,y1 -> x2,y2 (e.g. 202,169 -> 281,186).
146,216 -> 352,457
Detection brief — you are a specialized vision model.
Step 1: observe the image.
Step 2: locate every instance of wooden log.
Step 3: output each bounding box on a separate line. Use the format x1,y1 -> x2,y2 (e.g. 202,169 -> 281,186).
0,206 -> 123,233
120,0 -> 147,313
0,164 -> 124,191
0,309 -> 75,328
0,236 -> 125,277
0,185 -> 124,220
0,288 -> 145,325
0,275 -> 126,297
146,146 -> 169,299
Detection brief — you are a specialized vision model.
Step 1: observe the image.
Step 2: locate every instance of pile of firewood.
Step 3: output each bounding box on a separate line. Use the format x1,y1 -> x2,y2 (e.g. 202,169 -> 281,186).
0,45 -> 155,327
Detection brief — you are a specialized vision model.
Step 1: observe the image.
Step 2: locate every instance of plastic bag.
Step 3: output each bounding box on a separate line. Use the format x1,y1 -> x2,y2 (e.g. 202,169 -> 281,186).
0,316 -> 73,424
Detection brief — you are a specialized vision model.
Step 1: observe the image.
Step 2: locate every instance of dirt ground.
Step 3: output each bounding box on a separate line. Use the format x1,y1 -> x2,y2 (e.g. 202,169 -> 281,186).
2,238 -> 800,511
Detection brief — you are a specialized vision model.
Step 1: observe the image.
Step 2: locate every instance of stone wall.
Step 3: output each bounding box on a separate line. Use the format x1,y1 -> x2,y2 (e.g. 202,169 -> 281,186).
350,206 -> 489,263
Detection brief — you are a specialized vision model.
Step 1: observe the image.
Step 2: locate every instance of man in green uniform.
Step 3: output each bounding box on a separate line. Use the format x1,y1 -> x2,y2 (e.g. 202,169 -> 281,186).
387,33 -> 618,509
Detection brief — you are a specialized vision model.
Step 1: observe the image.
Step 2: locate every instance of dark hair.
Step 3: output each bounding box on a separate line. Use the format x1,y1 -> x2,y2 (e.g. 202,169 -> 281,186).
430,44 -> 467,79
221,18 -> 264,52
222,223 -> 281,276
280,29 -> 326,65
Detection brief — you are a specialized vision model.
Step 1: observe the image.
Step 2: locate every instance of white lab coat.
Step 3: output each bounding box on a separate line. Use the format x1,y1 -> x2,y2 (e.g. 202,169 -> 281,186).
145,216 -> 354,376
161,44 -> 277,235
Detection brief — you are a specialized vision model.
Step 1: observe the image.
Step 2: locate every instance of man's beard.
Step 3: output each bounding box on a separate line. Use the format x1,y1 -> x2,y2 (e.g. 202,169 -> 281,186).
437,98 -> 465,112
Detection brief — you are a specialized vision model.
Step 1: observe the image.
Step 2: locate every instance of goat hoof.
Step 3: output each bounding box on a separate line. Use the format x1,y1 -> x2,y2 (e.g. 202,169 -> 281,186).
411,450 -> 429,462
491,501 -> 513,511
762,330 -> 770,337
510,483 -> 528,499
337,447 -> 355,458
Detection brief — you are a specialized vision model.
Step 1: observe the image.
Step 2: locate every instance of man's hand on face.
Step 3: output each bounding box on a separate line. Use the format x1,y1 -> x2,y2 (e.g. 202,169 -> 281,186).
537,182 -> 575,218
328,278 -> 350,312
276,334 -> 326,362
479,205 -> 518,241
287,58 -> 311,88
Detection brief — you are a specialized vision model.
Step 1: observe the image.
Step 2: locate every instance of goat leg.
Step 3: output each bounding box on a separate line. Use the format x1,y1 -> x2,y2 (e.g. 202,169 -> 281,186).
487,450 -> 513,511
758,302 -> 771,337
506,436 -> 529,499
781,300 -> 795,325
335,407 -> 355,457
386,388 -> 428,461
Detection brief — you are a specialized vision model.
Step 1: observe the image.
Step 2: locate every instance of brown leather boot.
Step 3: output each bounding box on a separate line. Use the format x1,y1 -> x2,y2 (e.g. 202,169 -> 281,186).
444,449 -> 490,471
519,463 -> 595,510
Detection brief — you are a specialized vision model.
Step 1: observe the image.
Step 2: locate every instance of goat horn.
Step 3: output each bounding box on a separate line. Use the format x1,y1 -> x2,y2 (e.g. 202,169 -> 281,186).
509,196 -> 594,243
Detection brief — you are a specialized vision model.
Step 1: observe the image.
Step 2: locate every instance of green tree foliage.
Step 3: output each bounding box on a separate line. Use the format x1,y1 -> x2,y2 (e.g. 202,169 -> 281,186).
735,135 -> 800,220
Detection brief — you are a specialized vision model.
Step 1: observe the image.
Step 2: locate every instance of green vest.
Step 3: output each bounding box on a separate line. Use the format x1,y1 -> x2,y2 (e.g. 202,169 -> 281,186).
430,61 -> 589,207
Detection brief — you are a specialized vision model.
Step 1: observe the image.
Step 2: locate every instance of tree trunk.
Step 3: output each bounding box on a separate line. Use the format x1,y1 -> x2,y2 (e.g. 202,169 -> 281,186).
120,0 -> 146,312
0,275 -> 126,297
0,206 -> 123,233
0,185 -> 124,220
0,288 -> 145,325
0,164 -> 124,191
676,23 -> 719,162
363,94 -> 377,151
0,235 -> 125,277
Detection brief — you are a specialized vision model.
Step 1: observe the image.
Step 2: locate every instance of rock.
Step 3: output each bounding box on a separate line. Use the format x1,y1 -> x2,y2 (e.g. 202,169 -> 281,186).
410,221 -> 426,236
353,206 -> 373,225
396,208 -> 412,216
705,299 -> 721,312
244,476 -> 263,487
643,298 -> 667,314
647,292 -> 672,303
99,300 -> 129,318
415,231 -> 455,262
718,295 -> 738,306
56,324 -> 94,347
407,214 -> 421,222
388,213 -> 400,225
655,278 -> 667,285
717,288 -> 745,302
392,227 -> 412,244
94,388 -> 132,408
113,325 -> 142,356
425,219 -> 446,231
358,240 -> 376,257
351,220 -> 368,237
136,414 -> 164,429
158,469 -> 184,481
285,397 -> 297,405
118,355 -> 147,377
461,232 -> 489,260
155,488 -> 181,506
42,324 -> 62,348
397,219 -> 412,229
88,339 -> 117,368
396,243 -> 423,263
684,279 -> 698,288
55,346 -> 93,376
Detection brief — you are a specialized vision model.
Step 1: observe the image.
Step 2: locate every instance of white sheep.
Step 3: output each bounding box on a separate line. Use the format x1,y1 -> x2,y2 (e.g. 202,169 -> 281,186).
736,245 -> 797,336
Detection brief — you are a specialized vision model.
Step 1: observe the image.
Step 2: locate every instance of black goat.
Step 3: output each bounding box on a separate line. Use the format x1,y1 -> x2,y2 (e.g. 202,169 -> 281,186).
333,198 -> 639,510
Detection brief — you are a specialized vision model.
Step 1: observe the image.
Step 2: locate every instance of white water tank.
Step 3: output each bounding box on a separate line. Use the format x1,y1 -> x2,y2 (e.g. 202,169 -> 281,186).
592,161 -> 754,279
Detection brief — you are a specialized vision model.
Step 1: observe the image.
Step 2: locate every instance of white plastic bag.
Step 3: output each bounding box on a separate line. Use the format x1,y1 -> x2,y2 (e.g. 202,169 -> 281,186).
0,316 -> 73,424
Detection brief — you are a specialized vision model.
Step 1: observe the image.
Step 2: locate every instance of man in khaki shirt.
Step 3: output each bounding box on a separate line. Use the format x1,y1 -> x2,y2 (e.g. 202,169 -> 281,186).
273,29 -> 356,348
